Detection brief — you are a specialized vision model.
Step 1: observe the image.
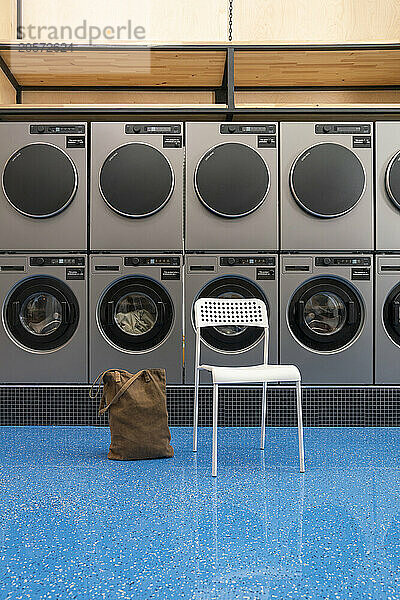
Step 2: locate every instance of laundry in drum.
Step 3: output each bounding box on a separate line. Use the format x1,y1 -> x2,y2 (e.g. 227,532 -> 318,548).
21,293 -> 62,335
115,294 -> 157,335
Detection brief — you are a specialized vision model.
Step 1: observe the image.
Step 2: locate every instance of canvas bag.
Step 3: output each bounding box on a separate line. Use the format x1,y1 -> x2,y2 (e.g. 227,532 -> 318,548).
90,369 -> 174,460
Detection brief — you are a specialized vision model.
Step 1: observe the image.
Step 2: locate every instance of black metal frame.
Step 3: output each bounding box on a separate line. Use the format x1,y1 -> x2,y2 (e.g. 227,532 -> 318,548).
0,42 -> 400,116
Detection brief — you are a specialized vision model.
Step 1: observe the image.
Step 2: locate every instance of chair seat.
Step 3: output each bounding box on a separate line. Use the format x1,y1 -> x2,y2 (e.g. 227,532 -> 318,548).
199,364 -> 301,384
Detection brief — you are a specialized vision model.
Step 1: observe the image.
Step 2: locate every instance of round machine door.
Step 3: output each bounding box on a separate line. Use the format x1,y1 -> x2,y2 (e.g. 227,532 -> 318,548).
287,277 -> 363,353
193,276 -> 267,353
2,143 -> 78,218
385,151 -> 400,210
99,143 -> 174,218
194,142 -> 270,218
383,284 -> 400,347
289,142 -> 366,218
3,276 -> 80,352
97,276 -> 174,352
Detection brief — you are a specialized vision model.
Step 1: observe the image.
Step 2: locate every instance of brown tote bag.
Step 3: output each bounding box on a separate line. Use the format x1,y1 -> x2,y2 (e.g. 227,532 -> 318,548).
90,369 -> 174,460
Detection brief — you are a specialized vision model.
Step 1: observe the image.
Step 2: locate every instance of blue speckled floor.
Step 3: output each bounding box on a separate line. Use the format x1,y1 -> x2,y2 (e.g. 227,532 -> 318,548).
0,427 -> 400,600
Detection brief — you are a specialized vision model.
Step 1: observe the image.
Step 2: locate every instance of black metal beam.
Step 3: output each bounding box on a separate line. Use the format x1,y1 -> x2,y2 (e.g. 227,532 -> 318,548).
0,54 -> 20,92
227,47 -> 235,111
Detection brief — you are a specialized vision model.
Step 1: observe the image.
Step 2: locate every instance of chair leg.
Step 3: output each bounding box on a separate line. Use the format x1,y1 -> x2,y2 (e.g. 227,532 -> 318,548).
260,382 -> 267,450
296,380 -> 305,473
212,383 -> 219,477
193,368 -> 199,452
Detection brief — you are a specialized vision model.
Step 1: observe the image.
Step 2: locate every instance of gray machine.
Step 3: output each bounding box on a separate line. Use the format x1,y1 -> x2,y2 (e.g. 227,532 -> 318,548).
375,255 -> 400,384
184,254 -> 278,384
89,254 -> 183,383
376,122 -> 400,251
0,254 -> 87,383
90,122 -> 184,252
185,122 -> 278,251
280,254 -> 373,385
280,122 -> 374,251
0,122 -> 87,251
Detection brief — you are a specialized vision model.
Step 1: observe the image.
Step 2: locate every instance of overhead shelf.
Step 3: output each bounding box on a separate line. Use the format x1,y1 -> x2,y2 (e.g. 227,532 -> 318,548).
234,46 -> 400,87
1,43 -> 400,114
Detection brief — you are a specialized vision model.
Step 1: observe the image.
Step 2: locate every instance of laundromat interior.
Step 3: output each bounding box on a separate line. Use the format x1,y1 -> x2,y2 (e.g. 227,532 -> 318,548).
1,2 -> 400,599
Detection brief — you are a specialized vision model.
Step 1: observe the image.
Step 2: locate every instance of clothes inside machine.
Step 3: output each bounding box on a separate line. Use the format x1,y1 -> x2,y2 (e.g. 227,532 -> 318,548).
0,255 -> 87,383
89,254 -> 183,383
184,254 -> 278,384
280,122 -> 374,251
280,254 -> 373,385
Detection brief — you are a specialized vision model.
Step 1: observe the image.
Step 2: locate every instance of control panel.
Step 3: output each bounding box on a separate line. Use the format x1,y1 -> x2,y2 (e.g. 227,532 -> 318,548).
220,256 -> 276,266
315,124 -> 371,135
30,257 -> 85,266
315,257 -> 371,266
30,125 -> 85,135
124,256 -> 180,266
125,124 -> 181,134
220,124 -> 276,135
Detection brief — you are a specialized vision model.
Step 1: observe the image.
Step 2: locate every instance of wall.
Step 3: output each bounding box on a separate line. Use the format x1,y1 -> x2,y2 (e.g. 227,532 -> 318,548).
19,0 -> 228,43
232,0 -> 400,43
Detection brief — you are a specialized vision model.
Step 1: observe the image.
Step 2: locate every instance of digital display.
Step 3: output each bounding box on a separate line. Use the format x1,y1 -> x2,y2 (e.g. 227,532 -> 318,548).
146,126 -> 171,132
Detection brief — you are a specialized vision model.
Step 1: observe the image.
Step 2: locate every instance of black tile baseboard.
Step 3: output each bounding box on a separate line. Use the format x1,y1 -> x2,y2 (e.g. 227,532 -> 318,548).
0,386 -> 399,427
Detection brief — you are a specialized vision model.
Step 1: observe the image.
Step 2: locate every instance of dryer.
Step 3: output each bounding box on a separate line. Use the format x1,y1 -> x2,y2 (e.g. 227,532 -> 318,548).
89,254 -> 183,383
90,122 -> 184,252
0,254 -> 87,383
0,122 -> 87,252
375,255 -> 400,384
185,122 -> 278,252
376,122 -> 400,251
184,254 -> 278,384
280,254 -> 373,385
280,122 -> 373,251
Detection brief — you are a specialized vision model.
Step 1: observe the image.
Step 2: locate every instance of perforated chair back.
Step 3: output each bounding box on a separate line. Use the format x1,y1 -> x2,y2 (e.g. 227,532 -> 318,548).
194,298 -> 269,330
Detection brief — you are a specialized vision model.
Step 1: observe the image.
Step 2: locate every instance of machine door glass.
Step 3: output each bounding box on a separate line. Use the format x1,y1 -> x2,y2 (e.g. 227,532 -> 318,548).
386,151 -> 400,210
290,142 -> 365,217
288,277 -> 363,352
98,276 -> 174,351
99,143 -> 174,218
195,143 -> 270,218
194,276 -> 267,352
4,276 -> 79,351
2,143 -> 78,218
383,284 -> 400,346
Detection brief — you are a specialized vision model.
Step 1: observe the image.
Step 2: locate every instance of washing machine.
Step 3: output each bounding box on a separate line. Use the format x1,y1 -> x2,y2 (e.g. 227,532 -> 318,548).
89,254 -> 183,383
376,122 -> 400,251
280,254 -> 373,385
185,122 -> 278,252
375,255 -> 400,383
90,122 -> 184,252
0,122 -> 87,251
0,254 -> 87,383
184,254 -> 278,384
280,122 -> 373,251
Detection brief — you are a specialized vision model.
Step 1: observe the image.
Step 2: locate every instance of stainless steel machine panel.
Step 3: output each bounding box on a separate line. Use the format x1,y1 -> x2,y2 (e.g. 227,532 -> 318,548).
0,123 -> 87,251
0,254 -> 87,383
376,122 -> 400,251
89,254 -> 183,383
280,122 -> 374,251
186,122 -> 278,251
280,254 -> 373,384
375,255 -> 400,383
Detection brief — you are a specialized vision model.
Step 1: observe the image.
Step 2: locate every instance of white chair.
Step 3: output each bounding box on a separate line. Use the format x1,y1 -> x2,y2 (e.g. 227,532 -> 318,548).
192,298 -> 305,476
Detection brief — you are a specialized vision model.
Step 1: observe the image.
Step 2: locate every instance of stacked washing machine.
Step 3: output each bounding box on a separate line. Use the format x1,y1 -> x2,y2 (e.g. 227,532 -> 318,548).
280,122 -> 374,384
184,122 -> 279,383
89,123 -> 184,383
0,122 -> 88,383
3,118 -> 400,387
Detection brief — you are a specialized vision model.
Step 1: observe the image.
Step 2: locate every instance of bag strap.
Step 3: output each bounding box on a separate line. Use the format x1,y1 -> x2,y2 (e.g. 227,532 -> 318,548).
89,369 -> 150,416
